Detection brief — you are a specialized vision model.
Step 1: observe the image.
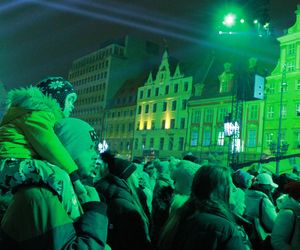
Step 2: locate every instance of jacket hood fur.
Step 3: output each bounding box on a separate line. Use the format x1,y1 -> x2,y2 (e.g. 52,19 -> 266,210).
3,86 -> 63,122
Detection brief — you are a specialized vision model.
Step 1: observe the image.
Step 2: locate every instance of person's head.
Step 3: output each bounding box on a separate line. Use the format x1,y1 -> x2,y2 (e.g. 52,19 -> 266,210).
232,169 -> 255,189
192,164 -> 233,204
144,161 -> 157,178
253,173 -> 278,194
284,181 -> 300,202
54,118 -> 99,179
171,160 -> 201,196
36,76 -> 77,117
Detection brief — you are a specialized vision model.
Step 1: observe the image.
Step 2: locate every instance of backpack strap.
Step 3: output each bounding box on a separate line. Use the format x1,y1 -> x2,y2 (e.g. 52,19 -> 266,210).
258,197 -> 270,233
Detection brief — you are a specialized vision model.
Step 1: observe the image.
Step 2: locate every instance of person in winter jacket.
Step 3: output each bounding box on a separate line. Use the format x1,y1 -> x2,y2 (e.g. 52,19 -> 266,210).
159,164 -> 247,250
244,173 -> 278,233
0,118 -> 108,250
0,77 -> 86,218
95,151 -> 153,250
271,181 -> 300,250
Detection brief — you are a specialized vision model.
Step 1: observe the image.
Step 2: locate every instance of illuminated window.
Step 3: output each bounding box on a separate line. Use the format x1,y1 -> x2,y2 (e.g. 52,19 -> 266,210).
281,104 -> 287,118
267,105 -> 274,119
248,129 -> 257,147
190,127 -> 198,146
296,80 -> 300,90
266,133 -> 274,146
203,130 -> 211,146
217,131 -> 224,146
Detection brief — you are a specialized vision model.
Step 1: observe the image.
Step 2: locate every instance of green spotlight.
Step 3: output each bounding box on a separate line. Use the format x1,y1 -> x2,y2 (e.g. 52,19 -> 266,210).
240,19 -> 245,23
223,13 -> 236,27
253,19 -> 258,24
219,31 -> 223,35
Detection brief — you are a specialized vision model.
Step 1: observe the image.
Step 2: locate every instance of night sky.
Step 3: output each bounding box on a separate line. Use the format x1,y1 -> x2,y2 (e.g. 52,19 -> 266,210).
1,0 -> 299,89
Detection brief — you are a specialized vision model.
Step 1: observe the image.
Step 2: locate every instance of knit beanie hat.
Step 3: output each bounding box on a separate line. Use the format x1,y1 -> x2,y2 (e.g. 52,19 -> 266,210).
54,118 -> 99,161
232,169 -> 255,189
101,151 -> 136,180
36,76 -> 76,110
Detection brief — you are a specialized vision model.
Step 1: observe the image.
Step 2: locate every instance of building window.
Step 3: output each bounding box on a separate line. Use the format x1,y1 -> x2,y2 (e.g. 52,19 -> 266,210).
248,129 -> 257,147
168,137 -> 174,150
268,82 -> 275,94
203,130 -> 211,146
142,137 -> 146,149
150,138 -> 154,148
266,133 -> 274,146
143,121 -> 147,130
159,138 -> 164,150
217,131 -> 224,146
286,60 -> 295,72
182,100 -> 187,110
163,102 -> 167,111
180,118 -> 185,129
161,120 -> 166,129
267,105 -> 274,119
155,88 -> 159,96
249,105 -> 258,120
190,127 -> 198,146
153,103 -> 157,113
170,119 -> 175,129
138,105 -> 142,114
184,82 -> 189,91
134,139 -> 138,150
218,108 -> 227,122
287,43 -> 296,55
192,111 -> 201,123
147,89 -> 151,97
178,137 -> 184,151
151,120 -> 155,129
165,85 -> 169,95
139,90 -> 144,99
281,104 -> 287,118
204,109 -> 213,122
145,104 -> 149,114
296,103 -> 300,116
174,84 -> 179,93
296,80 -> 300,90
172,100 -> 177,111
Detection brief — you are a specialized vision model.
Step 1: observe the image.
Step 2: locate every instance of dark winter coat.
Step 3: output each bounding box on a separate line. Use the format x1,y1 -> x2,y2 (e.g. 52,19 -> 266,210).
0,186 -> 108,250
164,211 -> 247,250
95,174 -> 153,250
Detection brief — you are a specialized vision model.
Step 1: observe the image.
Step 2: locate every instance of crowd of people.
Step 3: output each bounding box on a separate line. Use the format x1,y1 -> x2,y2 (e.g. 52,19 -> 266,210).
0,76 -> 299,250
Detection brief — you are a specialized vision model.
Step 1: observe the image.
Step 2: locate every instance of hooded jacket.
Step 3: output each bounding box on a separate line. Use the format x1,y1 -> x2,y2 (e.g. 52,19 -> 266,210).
0,87 -> 78,175
271,195 -> 300,250
0,186 -> 108,250
95,174 -> 152,250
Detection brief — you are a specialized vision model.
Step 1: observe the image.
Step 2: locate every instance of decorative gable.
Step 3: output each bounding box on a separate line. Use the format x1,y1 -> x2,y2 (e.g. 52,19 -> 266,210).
218,62 -> 234,93
155,50 -> 171,84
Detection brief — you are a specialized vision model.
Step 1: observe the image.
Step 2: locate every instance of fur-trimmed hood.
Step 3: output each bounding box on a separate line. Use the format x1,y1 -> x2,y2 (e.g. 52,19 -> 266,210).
1,86 -> 63,124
